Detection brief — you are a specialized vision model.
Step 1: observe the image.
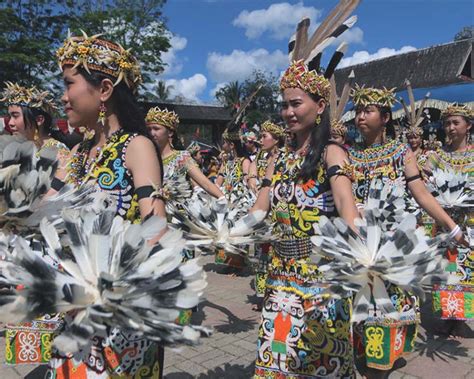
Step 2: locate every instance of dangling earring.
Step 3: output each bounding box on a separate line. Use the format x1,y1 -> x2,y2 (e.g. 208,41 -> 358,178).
382,126 -> 387,143
314,113 -> 321,126
98,102 -> 107,126
33,128 -> 39,142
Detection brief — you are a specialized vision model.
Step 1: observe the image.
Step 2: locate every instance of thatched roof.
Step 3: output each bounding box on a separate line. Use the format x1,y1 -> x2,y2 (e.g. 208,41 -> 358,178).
335,39 -> 473,92
141,101 -> 232,124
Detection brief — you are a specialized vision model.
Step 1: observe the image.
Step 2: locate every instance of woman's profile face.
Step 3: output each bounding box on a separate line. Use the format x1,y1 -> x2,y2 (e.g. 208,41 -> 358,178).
281,88 -> 325,134
260,131 -> 278,151
147,123 -> 170,149
61,66 -> 102,128
7,105 -> 28,137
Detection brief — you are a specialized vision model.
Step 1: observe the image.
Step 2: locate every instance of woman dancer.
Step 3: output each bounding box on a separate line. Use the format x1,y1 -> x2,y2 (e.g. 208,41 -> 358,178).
428,104 -> 473,337
48,31 -> 167,378
348,85 -> 465,377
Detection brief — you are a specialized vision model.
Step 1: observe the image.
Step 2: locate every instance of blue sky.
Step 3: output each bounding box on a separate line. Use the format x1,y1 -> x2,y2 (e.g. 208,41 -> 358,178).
158,0 -> 474,104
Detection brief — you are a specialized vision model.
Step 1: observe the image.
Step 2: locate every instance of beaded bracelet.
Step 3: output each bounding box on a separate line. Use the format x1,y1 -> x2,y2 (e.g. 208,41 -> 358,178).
449,225 -> 461,240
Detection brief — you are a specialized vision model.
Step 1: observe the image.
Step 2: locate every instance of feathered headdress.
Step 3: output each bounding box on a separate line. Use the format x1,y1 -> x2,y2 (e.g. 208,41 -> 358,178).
146,107 -> 180,131
261,120 -> 286,139
399,79 -> 430,137
1,82 -> 57,114
351,84 -> 397,108
329,70 -> 355,137
56,30 -> 142,93
280,0 -> 360,100
440,103 -> 474,120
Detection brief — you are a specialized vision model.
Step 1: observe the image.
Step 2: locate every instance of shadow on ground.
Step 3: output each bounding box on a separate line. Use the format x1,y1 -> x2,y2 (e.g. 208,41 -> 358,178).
165,362 -> 254,379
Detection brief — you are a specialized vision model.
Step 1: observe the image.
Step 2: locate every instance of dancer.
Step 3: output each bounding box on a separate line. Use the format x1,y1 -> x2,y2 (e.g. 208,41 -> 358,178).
215,125 -> 253,269
146,106 -> 223,202
247,121 -> 285,308
48,31 -> 167,378
348,85 -> 465,377
427,103 -> 473,337
1,82 -> 68,366
250,1 -> 362,376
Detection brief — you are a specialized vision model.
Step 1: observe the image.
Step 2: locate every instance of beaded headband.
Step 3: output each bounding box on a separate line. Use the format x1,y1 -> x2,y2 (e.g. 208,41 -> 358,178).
56,30 -> 142,93
261,120 -> 286,139
280,60 -> 331,101
1,82 -> 57,114
146,107 -> 179,131
351,84 -> 397,108
222,129 -> 241,142
441,104 -> 473,120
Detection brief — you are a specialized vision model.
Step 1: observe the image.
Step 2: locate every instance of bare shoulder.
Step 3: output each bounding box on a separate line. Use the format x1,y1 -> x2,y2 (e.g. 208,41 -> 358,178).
324,143 -> 348,166
127,135 -> 155,152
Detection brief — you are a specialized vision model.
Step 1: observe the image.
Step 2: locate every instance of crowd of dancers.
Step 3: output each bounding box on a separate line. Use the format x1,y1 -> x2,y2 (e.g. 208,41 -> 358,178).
0,1 -> 472,378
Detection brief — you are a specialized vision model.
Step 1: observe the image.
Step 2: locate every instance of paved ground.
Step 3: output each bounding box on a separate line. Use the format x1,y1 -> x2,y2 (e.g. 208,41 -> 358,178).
1,253 -> 474,378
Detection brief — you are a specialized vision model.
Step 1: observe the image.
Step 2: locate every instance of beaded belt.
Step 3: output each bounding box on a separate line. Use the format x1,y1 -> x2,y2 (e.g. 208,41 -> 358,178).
274,237 -> 312,259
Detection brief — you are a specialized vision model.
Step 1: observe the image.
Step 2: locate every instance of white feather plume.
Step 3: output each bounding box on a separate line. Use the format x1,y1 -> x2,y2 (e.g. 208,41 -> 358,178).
426,166 -> 473,208
311,179 -> 449,323
0,208 -> 209,355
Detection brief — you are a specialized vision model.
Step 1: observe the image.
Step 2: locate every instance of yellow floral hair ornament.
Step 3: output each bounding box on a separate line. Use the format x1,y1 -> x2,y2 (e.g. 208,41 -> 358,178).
440,103 -> 473,120
280,60 -> 331,101
351,84 -> 397,108
1,82 -> 57,114
56,30 -> 142,93
261,120 -> 286,139
145,107 -> 179,131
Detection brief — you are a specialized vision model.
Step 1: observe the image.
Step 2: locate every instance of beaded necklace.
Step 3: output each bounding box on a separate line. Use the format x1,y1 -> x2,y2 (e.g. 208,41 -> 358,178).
67,129 -> 124,186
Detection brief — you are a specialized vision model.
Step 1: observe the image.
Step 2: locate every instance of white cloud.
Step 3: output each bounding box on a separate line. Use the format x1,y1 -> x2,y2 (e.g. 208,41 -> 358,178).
166,74 -> 208,101
339,45 -> 417,68
233,2 -> 321,40
161,34 -> 188,76
207,48 -> 288,83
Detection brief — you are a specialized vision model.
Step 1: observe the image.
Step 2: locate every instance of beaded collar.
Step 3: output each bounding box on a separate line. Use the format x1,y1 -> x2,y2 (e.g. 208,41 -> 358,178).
67,129 -> 125,186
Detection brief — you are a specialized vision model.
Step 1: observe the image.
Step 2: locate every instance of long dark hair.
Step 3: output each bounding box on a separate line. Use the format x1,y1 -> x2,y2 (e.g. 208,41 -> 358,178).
77,67 -> 163,175
298,93 -> 331,182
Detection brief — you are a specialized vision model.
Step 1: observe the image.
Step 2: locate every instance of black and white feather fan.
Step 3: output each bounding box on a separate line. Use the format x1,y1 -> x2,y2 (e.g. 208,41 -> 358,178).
168,193 -> 272,255
426,166 -> 473,209
0,208 -> 209,354
311,179 -> 448,323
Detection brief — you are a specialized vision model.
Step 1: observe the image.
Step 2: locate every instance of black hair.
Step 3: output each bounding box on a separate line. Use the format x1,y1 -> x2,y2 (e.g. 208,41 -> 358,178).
169,129 -> 185,150
21,106 -> 53,136
77,67 -> 163,175
298,93 -> 331,183
225,138 -> 249,159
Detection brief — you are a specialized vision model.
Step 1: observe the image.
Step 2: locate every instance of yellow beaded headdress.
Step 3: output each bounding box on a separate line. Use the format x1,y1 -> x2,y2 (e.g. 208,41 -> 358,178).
56,30 -> 142,93
261,120 -> 286,139
399,79 -> 430,137
280,0 -> 360,101
351,84 -> 397,108
440,103 -> 473,120
1,82 -> 57,114
329,71 -> 355,137
146,107 -> 179,131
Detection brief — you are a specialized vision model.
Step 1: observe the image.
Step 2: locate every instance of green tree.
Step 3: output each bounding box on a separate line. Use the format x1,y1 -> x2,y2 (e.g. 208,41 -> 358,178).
0,0 -> 171,97
0,0 -> 71,88
241,70 -> 280,126
68,0 -> 171,86
454,25 -> 474,41
215,81 -> 243,111
156,80 -> 173,101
